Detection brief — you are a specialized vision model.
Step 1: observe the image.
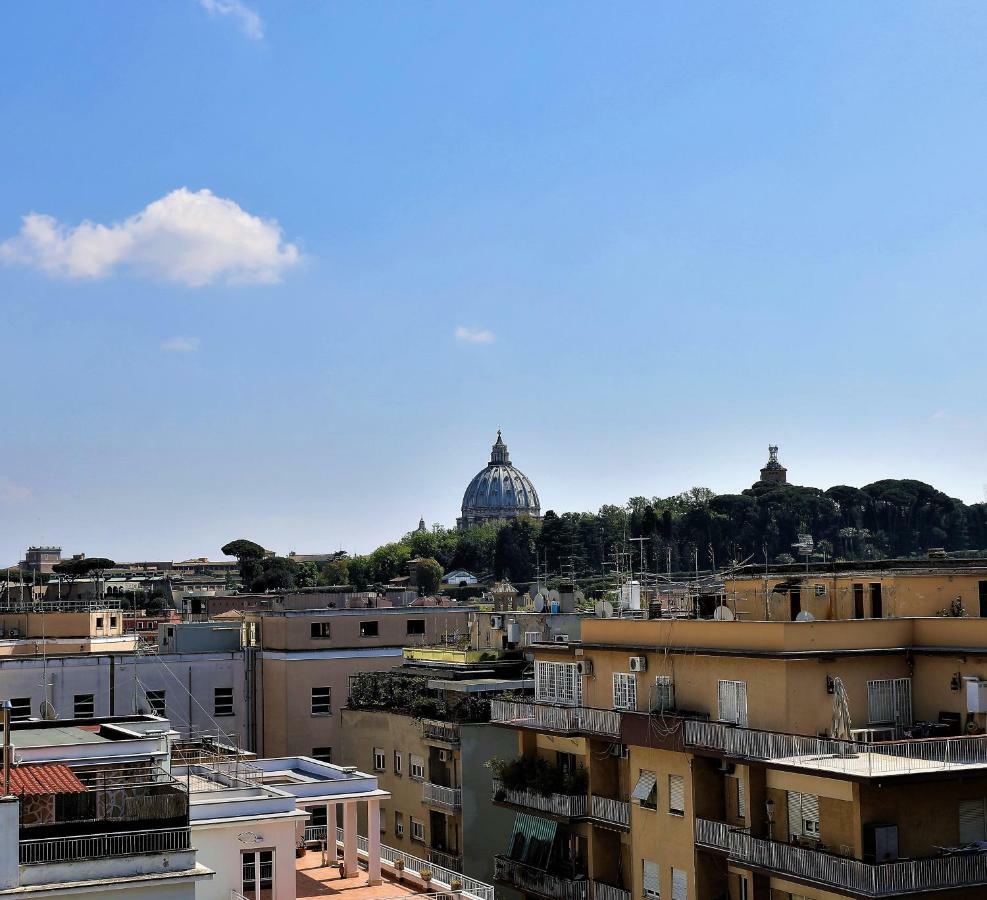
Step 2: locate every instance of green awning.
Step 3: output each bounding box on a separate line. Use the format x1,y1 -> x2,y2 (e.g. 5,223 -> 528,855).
506,813 -> 558,869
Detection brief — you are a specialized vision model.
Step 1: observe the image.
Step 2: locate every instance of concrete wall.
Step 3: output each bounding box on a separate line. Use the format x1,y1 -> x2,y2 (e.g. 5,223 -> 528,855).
192,817 -> 297,900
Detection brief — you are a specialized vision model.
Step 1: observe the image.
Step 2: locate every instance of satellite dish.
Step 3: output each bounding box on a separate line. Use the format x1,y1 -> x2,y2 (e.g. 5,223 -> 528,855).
712,606 -> 735,621
533,596 -> 545,613
595,600 -> 614,619
795,611 -> 815,623
40,700 -> 57,720
547,589 -> 561,604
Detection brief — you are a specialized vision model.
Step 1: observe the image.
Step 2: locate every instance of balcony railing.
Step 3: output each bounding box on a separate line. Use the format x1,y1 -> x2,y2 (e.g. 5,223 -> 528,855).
490,700 -> 621,738
684,719 -> 987,777
423,721 -> 461,745
593,881 -> 632,900
590,795 -> 630,828
423,781 -> 462,810
20,826 -> 191,866
492,778 -> 588,818
494,856 -> 589,900
695,818 -> 987,896
428,847 -> 464,871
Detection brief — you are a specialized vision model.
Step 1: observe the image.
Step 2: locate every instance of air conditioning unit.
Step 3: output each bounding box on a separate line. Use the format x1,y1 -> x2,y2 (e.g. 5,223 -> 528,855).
576,660 -> 594,677
490,615 -> 503,630
629,656 -> 647,672
554,634 -> 568,643
438,749 -> 450,763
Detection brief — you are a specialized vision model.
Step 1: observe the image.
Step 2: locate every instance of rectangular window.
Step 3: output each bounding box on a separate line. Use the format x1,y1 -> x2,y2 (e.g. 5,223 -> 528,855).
395,811 -> 404,837
360,621 -> 379,637
406,619 -> 426,635
980,581 -> 987,618
380,809 -> 387,831
95,616 -> 103,629
241,848 -> 274,896
309,805 -> 327,828
311,686 -> 332,716
738,874 -> 750,900
959,798 -> 987,844
814,584 -> 827,597
717,680 -> 748,726
671,867 -> 687,900
214,687 -> 234,717
735,775 -> 746,818
373,747 -> 386,771
411,818 -> 425,842
410,754 -> 425,780
146,689 -> 166,716
110,616 -> 118,628
867,678 -> 912,726
870,582 -> 883,618
394,751 -> 403,775
654,675 -> 675,712
632,770 -> 658,809
311,622 -> 332,639
642,859 -> 660,898
73,694 -> 95,718
312,747 -> 332,763
668,774 -> 685,816
612,673 -> 637,710
787,791 -> 820,840
853,583 -> 865,619
525,631 -> 541,646
10,698 -> 31,722
534,661 -> 582,706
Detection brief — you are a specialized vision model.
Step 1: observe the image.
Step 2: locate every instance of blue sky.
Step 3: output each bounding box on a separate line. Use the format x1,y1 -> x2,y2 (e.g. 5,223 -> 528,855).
2,2 -> 987,563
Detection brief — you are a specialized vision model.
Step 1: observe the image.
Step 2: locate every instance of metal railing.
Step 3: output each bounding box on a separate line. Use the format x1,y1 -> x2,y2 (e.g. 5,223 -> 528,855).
684,719 -> 987,777
423,781 -> 462,810
593,881 -> 632,900
423,721 -> 461,745
428,848 -> 464,871
695,818 -> 987,896
490,700 -> 621,738
20,826 -> 191,866
492,778 -> 587,817
494,856 -> 589,900
590,795 -> 630,827
303,826 -> 493,900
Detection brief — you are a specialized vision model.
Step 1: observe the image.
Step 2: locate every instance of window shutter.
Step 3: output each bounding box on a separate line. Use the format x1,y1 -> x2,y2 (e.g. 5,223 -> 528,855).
735,681 -> 748,726
642,859 -> 660,897
671,867 -> 687,900
802,793 -> 819,828
868,679 -> 894,723
717,680 -> 736,723
787,791 -> 802,838
535,662 -> 549,700
736,776 -> 746,818
959,799 -> 986,844
632,771 -> 658,802
655,675 -> 675,712
668,774 -> 685,814
893,677 -> 913,726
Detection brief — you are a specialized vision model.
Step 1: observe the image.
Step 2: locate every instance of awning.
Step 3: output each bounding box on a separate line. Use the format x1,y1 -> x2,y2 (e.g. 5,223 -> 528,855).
507,813 -> 558,869
631,771 -> 657,802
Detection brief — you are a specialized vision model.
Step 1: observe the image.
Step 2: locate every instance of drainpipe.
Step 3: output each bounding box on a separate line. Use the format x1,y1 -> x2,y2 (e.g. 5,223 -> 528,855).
2,699 -> 12,795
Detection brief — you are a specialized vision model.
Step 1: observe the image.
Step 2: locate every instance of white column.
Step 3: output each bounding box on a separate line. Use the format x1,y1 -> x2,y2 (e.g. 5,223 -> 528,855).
343,800 -> 358,877
367,798 -> 382,885
327,802 -> 338,865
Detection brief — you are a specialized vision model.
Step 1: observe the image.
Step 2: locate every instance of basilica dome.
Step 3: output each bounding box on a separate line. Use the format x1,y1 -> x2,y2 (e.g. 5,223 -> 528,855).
457,432 -> 541,530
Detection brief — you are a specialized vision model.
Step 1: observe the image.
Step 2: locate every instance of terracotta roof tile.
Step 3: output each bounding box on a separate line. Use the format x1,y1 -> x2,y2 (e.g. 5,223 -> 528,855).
9,764 -> 86,796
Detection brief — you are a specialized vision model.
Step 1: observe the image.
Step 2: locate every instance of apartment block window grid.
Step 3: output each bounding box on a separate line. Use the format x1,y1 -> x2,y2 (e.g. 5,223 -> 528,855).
73,693 -> 94,718
612,672 -> 637,710
717,679 -> 748,726
311,686 -> 332,716
867,677 -> 912,727
534,660 -> 582,706
214,687 -> 234,717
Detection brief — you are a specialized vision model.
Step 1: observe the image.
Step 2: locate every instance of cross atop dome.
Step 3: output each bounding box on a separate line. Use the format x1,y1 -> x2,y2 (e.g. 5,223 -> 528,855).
489,430 -> 510,466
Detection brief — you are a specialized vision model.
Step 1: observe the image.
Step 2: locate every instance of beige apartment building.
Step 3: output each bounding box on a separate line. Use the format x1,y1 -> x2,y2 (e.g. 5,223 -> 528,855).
247,605 -> 475,760
491,614 -> 987,900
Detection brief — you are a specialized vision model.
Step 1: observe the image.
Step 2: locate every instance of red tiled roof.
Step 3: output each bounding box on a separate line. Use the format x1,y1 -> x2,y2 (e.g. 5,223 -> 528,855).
9,764 -> 86,796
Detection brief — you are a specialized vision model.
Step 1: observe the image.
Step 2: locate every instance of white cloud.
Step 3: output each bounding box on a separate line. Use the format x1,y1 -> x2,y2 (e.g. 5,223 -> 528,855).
0,188 -> 300,287
455,326 -> 496,344
161,336 -> 201,353
198,0 -> 264,40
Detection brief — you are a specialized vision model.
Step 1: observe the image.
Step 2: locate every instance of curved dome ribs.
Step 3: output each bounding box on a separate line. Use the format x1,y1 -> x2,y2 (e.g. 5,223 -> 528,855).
457,431 -> 541,530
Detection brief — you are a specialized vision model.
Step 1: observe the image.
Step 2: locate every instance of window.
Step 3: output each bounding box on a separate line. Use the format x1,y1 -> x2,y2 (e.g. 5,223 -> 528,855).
146,690 -> 166,716
980,581 -> 987,618
406,619 -> 426,636
110,616 -> 118,628
534,661 -> 582,706
73,694 -> 94,718
853,583 -> 865,619
668,774 -> 685,816
309,806 -> 327,828
214,687 -> 234,717
9,698 -> 30,721
410,754 -> 425,780
395,811 -> 404,837
787,791 -> 820,840
95,616 -> 104,629
717,680 -> 748,726
814,584 -> 827,597
632,770 -> 658,809
612,673 -> 637,710
734,775 -> 746,818
373,747 -> 386,771
380,809 -> 387,831
870,582 -> 883,618
671,867 -> 687,900
241,848 -> 274,898
312,747 -> 333,763
738,874 -> 750,900
960,798 -> 987,844
394,751 -> 403,775
411,817 -> 425,842
642,859 -> 660,898
360,620 -> 379,637
867,678 -> 912,726
525,632 -> 541,646
653,675 -> 675,712
311,622 -> 332,639
311,687 -> 332,716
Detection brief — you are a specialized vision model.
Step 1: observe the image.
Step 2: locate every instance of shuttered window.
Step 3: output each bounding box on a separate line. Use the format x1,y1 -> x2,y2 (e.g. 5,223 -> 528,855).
735,775 -> 746,818
668,774 -> 685,815
642,859 -> 660,898
671,867 -> 687,900
535,661 -> 582,705
410,755 -> 425,780
632,770 -> 658,808
867,677 -> 912,726
959,798 -> 987,844
787,791 -> 820,839
717,680 -> 748,726
612,673 -> 637,710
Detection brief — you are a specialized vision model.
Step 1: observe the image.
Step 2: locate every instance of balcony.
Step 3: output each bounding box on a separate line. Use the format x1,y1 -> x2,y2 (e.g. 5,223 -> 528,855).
422,781 -> 462,811
492,778 -> 588,818
494,855 -> 590,900
684,719 -> 987,778
422,720 -> 461,746
593,881 -> 632,900
589,795 -> 630,829
490,700 -> 621,738
428,847 -> 464,871
695,818 -> 987,896
20,826 -> 192,865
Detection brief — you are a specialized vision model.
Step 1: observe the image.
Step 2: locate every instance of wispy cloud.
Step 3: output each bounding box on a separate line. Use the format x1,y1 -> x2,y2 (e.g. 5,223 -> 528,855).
161,336 -> 201,353
0,479 -> 32,505
198,0 -> 264,40
455,326 -> 496,344
0,188 -> 300,287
